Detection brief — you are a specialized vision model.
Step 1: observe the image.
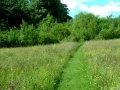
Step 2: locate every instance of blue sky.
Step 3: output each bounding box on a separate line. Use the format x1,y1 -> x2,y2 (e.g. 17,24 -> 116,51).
61,0 -> 120,17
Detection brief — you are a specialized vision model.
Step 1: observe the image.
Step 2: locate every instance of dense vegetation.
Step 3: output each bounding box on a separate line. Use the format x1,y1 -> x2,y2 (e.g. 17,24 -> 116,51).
0,42 -> 78,90
0,15 -> 71,47
70,13 -> 120,41
0,0 -> 70,30
0,0 -> 120,47
58,39 -> 120,90
0,1 -> 120,89
1,12 -> 120,47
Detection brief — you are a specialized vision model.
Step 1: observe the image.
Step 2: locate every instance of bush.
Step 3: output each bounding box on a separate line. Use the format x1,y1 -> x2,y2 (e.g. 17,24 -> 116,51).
96,24 -> 120,40
51,23 -> 71,41
69,12 -> 98,41
0,15 -> 71,47
0,23 -> 37,47
35,15 -> 71,44
18,22 -> 39,46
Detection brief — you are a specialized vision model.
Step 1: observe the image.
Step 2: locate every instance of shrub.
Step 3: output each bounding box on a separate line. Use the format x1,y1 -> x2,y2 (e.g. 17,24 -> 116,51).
69,12 -> 98,41
0,22 -> 38,47
96,24 -> 120,39
51,23 -> 71,41
0,15 -> 71,47
18,22 -> 38,46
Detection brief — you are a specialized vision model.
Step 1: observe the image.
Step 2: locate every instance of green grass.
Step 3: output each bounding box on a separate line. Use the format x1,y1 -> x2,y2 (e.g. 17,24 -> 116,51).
1,39 -> 120,90
57,46 -> 91,90
0,42 -> 78,90
83,39 -> 120,90
58,39 -> 120,90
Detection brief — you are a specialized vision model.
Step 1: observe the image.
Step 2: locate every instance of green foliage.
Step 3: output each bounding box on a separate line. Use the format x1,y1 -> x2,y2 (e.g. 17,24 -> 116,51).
69,12 -> 120,41
0,0 -> 70,30
0,0 -> 29,30
1,10 -> 120,47
29,0 -> 70,23
51,23 -> 71,41
18,22 -> 38,46
96,18 -> 120,39
0,15 -> 71,47
36,15 -> 70,44
70,12 -> 98,41
0,22 -> 37,47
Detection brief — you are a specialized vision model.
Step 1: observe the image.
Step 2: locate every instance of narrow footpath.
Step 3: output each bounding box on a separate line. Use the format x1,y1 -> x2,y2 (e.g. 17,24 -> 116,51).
57,47 -> 91,90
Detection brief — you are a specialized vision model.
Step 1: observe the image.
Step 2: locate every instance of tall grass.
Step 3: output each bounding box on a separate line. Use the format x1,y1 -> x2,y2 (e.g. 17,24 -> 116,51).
58,39 -> 120,90
83,39 -> 120,90
0,42 -> 78,90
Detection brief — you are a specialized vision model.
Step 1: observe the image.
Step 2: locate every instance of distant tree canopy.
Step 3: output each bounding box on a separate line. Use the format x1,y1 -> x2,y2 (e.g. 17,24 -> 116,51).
0,11 -> 120,47
0,0 -> 29,30
0,0 -> 71,31
70,12 -> 120,41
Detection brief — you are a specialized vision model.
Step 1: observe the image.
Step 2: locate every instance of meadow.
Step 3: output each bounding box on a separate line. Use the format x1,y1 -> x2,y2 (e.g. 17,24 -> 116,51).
0,42 -> 78,90
0,39 -> 120,90
58,39 -> 120,90
83,39 -> 120,90
1,0 -> 120,90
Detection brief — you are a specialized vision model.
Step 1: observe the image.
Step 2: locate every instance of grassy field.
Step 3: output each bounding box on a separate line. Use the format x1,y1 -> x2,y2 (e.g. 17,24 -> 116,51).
83,39 -> 120,90
58,39 -> 120,90
0,39 -> 120,90
0,42 -> 78,90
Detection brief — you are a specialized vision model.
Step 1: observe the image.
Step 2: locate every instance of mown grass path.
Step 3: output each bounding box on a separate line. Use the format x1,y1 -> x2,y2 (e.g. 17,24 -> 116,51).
57,46 -> 91,90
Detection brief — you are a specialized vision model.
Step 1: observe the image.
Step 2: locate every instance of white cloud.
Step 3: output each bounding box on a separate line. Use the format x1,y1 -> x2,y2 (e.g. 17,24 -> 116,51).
79,2 -> 120,17
61,0 -> 78,9
109,2 -> 120,6
61,0 -> 91,10
61,0 -> 120,17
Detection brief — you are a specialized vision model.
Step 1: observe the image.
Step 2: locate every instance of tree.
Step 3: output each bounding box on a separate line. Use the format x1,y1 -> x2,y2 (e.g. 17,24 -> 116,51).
71,12 -> 98,41
29,0 -> 71,24
0,0 -> 71,30
0,0 -> 30,30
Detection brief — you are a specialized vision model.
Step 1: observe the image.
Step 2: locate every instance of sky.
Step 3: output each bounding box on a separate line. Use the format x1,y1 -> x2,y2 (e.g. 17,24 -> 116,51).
61,0 -> 120,17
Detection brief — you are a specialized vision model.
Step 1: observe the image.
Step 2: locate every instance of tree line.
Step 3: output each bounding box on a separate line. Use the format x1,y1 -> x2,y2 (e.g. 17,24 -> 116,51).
0,0 -> 120,47
0,0 -> 71,31
70,13 -> 120,41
